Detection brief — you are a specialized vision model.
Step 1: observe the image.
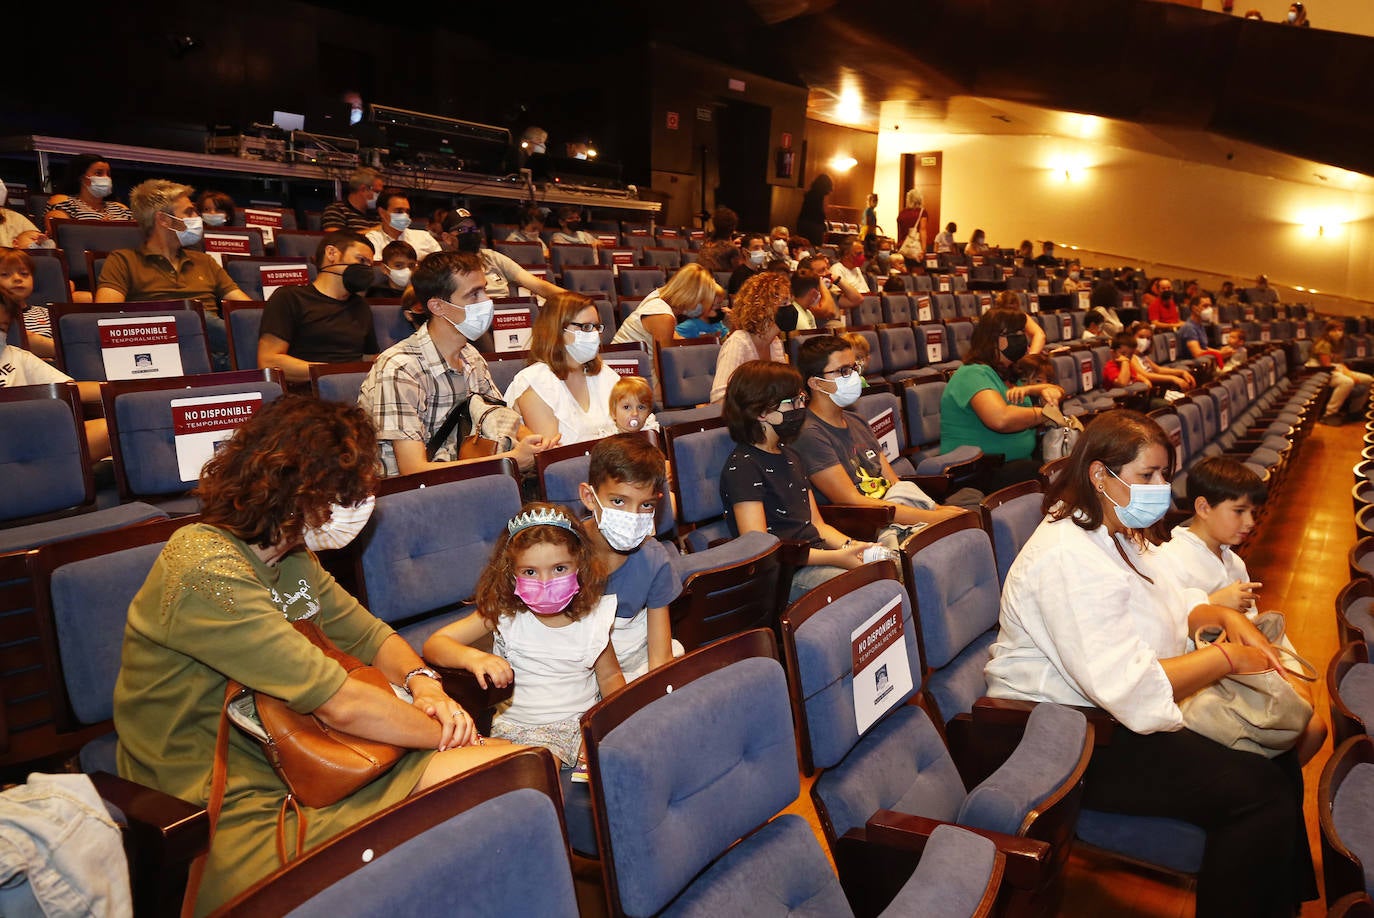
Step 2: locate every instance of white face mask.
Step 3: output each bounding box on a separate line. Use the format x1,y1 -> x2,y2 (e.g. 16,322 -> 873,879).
565,329 -> 601,364
1137,337 -> 1152,353
442,298 -> 493,340
349,107 -> 364,126
749,248 -> 767,266
87,176 -> 113,199
591,491 -> 656,552
826,371 -> 863,408
365,193 -> 379,210
1199,308 -> 1214,323
388,267 -> 413,288
202,212 -> 227,226
303,496 -> 376,551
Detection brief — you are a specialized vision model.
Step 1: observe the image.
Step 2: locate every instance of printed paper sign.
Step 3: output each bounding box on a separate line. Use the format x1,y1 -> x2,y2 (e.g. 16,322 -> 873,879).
1167,424 -> 1183,473
689,230 -> 705,241
1123,295 -> 1135,310
916,295 -> 933,322
516,267 -> 550,306
971,255 -> 984,267
492,308 -> 534,353
1080,357 -> 1095,392
1037,278 -> 1050,295
924,327 -> 944,364
1077,290 -> 1090,309
1296,324 -> 1307,339
1245,373 -> 1256,400
603,358 -> 640,378
242,208 -> 282,245
979,294 -> 992,315
596,233 -> 618,247
938,275 -> 951,293
926,255 -> 939,269
868,407 -> 900,459
171,392 -> 263,482
609,249 -> 635,275
1244,307 -> 1255,321
851,596 -> 913,734
1360,341 -> 1369,358
260,263 -> 310,299
659,228 -> 679,238
1002,266 -> 1014,280
98,316 -> 183,380
1167,338 -> 1178,361
1028,293 -> 1039,314
955,265 -> 968,277
1218,389 -> 1231,429
203,232 -> 251,266
1061,315 -> 1074,340
1260,324 -> 1271,342
629,229 -> 650,237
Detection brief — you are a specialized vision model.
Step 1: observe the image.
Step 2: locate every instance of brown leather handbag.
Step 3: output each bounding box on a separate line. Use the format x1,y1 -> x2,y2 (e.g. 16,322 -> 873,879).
234,617 -> 406,809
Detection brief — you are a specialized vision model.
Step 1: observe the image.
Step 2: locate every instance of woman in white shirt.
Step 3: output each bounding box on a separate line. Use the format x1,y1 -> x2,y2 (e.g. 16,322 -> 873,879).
985,410 -> 1313,918
612,263 -> 722,351
506,292 -> 618,445
709,272 -> 787,403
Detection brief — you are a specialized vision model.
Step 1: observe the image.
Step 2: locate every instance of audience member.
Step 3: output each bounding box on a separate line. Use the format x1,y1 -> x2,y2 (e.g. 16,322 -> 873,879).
1082,310 -> 1107,343
1215,279 -> 1241,311
805,253 -> 854,317
45,155 -> 133,225
549,206 -> 597,248
1090,279 -> 1126,335
796,173 -> 833,246
795,335 -> 964,539
114,396 -> 513,914
1146,277 -> 1184,329
577,435 -> 681,678
258,229 -> 379,383
727,233 -> 769,295
829,236 -> 872,298
996,289 -> 1046,354
707,206 -> 738,243
896,188 -> 928,258
1246,273 -> 1280,308
1309,320 -> 1372,425
608,375 -> 658,434
506,292 -> 619,444
1130,322 -> 1195,391
196,190 -> 236,228
0,248 -> 54,359
934,222 -> 957,254
505,206 -> 550,261
321,167 -> 383,232
1220,327 -> 1247,372
0,181 -> 41,248
1178,296 -> 1231,367
612,262 -> 720,351
1285,1 -> 1309,26
1102,332 -> 1139,387
358,251 -> 544,475
720,360 -> 878,602
1033,240 -> 1060,268
860,193 -> 878,238
940,306 -> 1062,488
424,501 -> 621,774
366,190 -> 440,261
965,228 -> 992,256
367,239 -> 417,298
450,209 -> 565,301
710,271 -> 787,403
1061,261 -> 1084,293
1015,239 -> 1035,264
768,225 -> 792,265
984,410 -> 1315,918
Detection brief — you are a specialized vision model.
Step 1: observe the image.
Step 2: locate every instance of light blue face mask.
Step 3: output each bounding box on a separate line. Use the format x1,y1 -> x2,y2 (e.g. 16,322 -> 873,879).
1102,466 -> 1172,529
389,212 -> 411,232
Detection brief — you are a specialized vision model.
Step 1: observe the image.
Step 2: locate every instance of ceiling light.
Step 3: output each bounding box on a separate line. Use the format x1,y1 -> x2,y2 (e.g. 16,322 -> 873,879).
829,154 -> 858,172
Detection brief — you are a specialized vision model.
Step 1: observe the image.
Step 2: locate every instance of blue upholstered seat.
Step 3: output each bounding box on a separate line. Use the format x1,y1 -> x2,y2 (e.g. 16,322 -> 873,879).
981,483 -> 1046,585
658,342 -> 719,409
225,304 -> 263,370
57,308 -> 212,382
664,419 -> 734,551
1326,742 -> 1374,901
314,369 -> 369,404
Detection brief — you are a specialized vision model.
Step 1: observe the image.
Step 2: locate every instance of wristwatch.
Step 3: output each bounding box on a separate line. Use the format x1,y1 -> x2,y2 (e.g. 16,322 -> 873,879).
403,666 -> 441,694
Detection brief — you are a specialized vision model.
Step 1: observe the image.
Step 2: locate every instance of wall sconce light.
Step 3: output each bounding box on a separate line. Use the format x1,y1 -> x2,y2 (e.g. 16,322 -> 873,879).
829,155 -> 858,172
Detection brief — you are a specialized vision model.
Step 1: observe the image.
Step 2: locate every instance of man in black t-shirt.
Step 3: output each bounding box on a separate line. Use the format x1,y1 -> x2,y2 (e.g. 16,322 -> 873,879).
258,229 -> 379,383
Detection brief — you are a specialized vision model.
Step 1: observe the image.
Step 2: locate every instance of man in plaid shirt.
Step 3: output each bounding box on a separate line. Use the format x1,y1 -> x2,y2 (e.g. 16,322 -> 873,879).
359,251 -> 555,476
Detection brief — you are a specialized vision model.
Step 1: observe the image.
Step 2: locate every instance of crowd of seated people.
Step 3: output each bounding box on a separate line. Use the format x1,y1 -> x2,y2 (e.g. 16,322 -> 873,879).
3,160 -> 1368,916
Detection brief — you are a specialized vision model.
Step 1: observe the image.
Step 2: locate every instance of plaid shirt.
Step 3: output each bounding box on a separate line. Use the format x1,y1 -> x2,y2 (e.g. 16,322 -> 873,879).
358,323 -> 514,476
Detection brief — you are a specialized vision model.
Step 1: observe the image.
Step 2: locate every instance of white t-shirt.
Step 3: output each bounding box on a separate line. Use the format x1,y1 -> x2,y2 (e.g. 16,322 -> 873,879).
0,209 -> 40,248
710,331 -> 786,403
0,344 -> 71,388
505,360 -> 620,445
829,262 -> 869,295
611,289 -> 675,347
495,595 -> 616,726
479,249 -> 534,299
934,231 -> 955,253
985,514 -> 1209,734
365,227 -> 441,261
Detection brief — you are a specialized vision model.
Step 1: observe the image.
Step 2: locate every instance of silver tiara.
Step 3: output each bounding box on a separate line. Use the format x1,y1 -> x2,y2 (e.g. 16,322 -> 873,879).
508,506 -> 577,537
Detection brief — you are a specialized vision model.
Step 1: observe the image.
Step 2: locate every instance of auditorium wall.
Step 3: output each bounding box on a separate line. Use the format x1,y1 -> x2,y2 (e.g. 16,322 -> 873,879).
873,124 -> 1374,310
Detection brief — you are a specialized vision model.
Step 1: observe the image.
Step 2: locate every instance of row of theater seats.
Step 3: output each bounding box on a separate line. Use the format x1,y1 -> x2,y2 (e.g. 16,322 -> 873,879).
1312,404 -> 1374,916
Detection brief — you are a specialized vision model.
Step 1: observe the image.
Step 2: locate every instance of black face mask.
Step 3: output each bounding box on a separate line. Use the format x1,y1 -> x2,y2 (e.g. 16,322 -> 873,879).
327,263 -> 374,295
1001,332 -> 1029,363
1161,290 -> 1174,302
769,408 -> 808,444
456,231 -> 483,254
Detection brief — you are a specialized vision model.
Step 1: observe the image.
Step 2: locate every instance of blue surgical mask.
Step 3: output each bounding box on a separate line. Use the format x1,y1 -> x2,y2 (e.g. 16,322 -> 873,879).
683,303 -> 704,319
1102,466 -> 1172,529
389,212 -> 411,232
174,215 -> 204,246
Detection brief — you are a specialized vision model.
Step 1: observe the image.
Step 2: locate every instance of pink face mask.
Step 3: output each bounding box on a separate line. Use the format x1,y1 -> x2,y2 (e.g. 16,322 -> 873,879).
514,572 -> 580,615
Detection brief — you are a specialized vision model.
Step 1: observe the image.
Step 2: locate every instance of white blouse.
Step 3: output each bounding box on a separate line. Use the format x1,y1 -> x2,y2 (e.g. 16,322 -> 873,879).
505,360 -> 619,445
985,514 -> 1208,734
495,594 -> 616,726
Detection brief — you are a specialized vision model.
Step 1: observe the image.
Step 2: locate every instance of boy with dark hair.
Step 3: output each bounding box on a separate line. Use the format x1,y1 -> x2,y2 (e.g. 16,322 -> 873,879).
1103,332 -> 1138,387
578,433 -> 682,679
1158,456 -> 1326,763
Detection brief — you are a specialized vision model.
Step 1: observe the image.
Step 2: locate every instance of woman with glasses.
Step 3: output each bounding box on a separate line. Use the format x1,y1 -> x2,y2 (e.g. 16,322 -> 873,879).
506,292 -> 618,444
940,306 -> 1064,489
709,271 -> 789,402
721,360 -> 880,603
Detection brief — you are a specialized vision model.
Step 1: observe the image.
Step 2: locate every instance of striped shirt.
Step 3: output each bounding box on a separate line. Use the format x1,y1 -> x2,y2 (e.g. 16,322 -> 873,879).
49,198 -> 133,221
320,201 -> 379,233
22,304 -> 51,338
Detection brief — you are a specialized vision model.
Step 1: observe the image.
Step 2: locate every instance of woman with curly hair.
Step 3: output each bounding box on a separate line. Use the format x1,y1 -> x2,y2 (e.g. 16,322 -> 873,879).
424,501 -> 619,769
709,270 -> 789,402
114,396 -> 513,915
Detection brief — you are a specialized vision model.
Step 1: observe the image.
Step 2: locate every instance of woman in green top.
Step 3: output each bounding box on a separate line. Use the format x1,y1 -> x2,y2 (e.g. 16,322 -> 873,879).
113,396 -> 514,915
939,306 -> 1065,489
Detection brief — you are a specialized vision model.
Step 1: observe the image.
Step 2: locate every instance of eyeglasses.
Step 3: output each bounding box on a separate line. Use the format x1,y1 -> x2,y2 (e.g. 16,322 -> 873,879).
778,393 -> 809,410
821,362 -> 864,379
565,322 -> 606,334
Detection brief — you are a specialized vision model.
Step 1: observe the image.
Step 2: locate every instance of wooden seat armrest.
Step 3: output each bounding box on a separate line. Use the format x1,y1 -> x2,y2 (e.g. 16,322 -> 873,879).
432,665 -> 515,735
970,696 -> 1117,745
866,808 -> 1051,889
89,771 -> 207,918
904,473 -> 954,500
818,503 -> 894,541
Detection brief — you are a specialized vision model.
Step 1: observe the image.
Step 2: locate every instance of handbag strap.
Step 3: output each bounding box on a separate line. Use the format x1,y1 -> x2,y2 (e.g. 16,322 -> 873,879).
180,683 -> 237,918
1193,626 -> 1317,681
425,397 -> 473,460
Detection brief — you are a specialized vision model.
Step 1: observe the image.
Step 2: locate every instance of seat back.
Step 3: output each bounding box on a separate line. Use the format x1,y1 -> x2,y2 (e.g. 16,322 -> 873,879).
549,243 -> 596,276
492,239 -> 546,267
1329,642 -> 1372,747
663,417 -> 736,549
656,338 -> 719,408
1321,735 -> 1374,907
369,301 -> 415,352
916,324 -> 949,368
561,266 -> 617,306
979,480 -> 1046,585
668,530 -> 785,651
221,301 -> 265,370
350,460 -> 522,635
849,295 -> 882,327
222,257 -> 319,300
271,230 -> 325,260
221,748 -> 577,918
0,383 -> 92,523
902,376 -> 946,449
641,246 -> 682,271
26,249 -> 73,304
50,301 -> 212,382
102,369 -> 286,500
878,325 -> 920,376
53,222 -> 143,288
900,511 -> 1002,723
881,294 -> 912,325
617,266 -> 666,299
310,362 -> 373,403
582,630 -> 839,918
